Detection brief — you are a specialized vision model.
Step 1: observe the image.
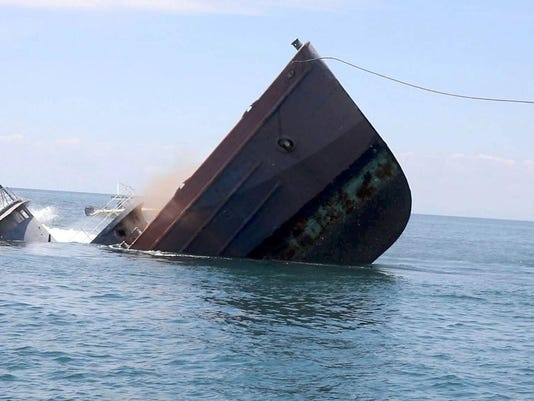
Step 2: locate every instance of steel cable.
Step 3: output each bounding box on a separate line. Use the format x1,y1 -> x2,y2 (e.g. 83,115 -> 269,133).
294,56 -> 534,104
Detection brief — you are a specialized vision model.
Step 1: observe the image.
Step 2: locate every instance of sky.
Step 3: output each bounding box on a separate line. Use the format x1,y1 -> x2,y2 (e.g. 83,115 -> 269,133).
0,0 -> 533,221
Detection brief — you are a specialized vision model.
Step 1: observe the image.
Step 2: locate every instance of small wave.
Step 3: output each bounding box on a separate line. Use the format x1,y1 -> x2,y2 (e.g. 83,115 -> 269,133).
32,206 -> 58,224
46,226 -> 94,244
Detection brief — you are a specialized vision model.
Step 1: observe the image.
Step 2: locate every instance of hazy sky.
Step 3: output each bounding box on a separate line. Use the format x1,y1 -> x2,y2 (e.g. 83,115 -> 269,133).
1,0 -> 533,221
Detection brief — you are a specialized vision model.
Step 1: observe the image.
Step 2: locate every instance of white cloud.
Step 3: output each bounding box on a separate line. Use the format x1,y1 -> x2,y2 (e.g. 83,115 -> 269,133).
0,133 -> 25,143
476,153 -> 516,166
55,137 -> 82,145
446,152 -> 518,166
449,152 -> 465,159
0,0 -> 343,14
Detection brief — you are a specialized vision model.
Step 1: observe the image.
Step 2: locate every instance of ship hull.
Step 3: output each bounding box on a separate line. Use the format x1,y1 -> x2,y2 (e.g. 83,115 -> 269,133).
0,200 -> 53,242
131,42 -> 411,265
91,203 -> 147,246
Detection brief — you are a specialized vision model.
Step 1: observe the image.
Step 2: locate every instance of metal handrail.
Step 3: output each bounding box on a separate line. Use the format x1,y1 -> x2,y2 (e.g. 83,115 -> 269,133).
0,185 -> 20,210
82,184 -> 137,241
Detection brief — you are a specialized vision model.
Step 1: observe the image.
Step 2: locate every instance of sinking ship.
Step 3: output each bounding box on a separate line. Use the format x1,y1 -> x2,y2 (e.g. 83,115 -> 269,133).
0,185 -> 54,242
104,40 -> 411,265
85,184 -> 148,246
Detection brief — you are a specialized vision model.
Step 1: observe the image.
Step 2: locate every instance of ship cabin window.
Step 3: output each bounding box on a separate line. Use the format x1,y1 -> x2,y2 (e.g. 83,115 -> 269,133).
13,212 -> 25,223
13,209 -> 30,223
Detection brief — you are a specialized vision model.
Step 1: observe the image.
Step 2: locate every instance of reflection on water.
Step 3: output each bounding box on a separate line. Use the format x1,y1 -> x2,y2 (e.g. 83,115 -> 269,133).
112,256 -> 402,400
103,250 -> 399,333
198,260 -> 397,331
0,240 -> 28,249
3,190 -> 532,400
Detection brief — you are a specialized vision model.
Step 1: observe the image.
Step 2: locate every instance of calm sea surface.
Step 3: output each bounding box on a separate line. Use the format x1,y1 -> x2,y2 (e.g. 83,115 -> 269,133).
1,188 -> 533,400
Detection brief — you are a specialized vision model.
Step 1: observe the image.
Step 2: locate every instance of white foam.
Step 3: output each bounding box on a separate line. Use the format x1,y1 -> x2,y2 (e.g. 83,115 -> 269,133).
30,206 -> 95,243
46,226 -> 95,244
32,206 -> 58,224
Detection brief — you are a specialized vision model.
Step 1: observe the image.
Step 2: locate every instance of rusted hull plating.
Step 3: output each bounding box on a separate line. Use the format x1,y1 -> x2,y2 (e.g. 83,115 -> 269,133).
131,42 -> 411,265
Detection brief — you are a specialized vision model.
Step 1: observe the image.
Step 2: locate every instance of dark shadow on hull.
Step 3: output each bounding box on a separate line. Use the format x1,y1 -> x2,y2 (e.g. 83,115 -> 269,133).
129,41 -> 411,265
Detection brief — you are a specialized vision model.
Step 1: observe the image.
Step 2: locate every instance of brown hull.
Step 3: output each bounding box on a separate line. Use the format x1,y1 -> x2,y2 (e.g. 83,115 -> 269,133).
130,42 -> 411,265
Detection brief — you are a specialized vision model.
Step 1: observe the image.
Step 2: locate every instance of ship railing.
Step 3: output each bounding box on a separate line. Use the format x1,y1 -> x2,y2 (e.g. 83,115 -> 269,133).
82,184 -> 137,242
119,226 -> 144,249
0,185 -> 20,210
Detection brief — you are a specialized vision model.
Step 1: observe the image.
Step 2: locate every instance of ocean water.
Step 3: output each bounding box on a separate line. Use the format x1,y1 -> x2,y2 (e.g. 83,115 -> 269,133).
1,188 -> 533,400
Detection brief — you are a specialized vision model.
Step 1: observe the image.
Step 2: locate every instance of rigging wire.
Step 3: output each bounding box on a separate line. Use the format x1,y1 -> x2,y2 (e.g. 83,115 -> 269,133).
293,56 -> 534,104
